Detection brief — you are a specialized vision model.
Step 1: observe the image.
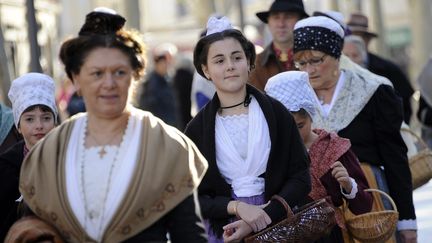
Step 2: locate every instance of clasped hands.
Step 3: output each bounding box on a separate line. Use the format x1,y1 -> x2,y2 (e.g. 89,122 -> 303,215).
223,201 -> 271,243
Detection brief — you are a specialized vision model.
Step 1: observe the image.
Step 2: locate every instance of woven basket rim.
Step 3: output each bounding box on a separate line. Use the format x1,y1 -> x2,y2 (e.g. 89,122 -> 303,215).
345,189 -> 398,242
345,211 -> 398,222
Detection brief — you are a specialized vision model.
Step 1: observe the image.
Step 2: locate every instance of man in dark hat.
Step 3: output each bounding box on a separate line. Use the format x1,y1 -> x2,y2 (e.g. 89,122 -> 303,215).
249,0 -> 308,91
347,12 -> 414,124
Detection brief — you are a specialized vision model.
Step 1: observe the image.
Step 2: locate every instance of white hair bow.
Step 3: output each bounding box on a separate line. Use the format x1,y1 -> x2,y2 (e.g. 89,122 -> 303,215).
206,16 -> 233,36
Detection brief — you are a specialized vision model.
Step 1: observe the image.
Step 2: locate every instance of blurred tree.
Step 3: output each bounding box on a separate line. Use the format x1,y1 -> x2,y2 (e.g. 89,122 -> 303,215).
0,14 -> 11,105
26,0 -> 42,72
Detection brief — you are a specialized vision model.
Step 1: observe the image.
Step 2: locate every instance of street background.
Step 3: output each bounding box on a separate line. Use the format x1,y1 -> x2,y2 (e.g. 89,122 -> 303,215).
414,181 -> 432,242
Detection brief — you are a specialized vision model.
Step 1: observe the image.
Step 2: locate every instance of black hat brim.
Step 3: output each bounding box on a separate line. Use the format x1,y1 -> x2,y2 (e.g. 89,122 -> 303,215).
256,10 -> 308,24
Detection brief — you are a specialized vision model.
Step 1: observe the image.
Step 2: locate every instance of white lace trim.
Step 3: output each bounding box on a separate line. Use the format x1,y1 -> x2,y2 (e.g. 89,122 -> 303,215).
397,219 -> 417,230
340,177 -> 358,199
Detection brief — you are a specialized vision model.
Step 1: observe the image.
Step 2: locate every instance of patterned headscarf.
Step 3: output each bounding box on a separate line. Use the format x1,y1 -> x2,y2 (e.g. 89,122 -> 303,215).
265,71 -> 317,117
293,16 -> 345,58
8,73 -> 58,128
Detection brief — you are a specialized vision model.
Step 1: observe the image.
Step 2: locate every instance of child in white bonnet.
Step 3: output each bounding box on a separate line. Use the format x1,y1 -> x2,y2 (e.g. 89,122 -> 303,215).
265,71 -> 372,243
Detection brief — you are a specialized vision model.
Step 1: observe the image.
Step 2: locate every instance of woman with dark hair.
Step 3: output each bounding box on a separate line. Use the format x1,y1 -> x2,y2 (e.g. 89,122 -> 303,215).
185,16 -> 311,243
292,16 -> 417,242
0,73 -> 58,241
6,8 -> 208,243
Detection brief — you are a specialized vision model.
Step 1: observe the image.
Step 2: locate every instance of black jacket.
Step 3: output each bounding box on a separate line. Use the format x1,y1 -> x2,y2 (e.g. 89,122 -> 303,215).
338,85 -> 415,220
184,84 -> 311,236
417,95 -> 432,126
0,140 -> 24,241
124,192 -> 207,242
138,71 -> 177,127
367,52 -> 414,124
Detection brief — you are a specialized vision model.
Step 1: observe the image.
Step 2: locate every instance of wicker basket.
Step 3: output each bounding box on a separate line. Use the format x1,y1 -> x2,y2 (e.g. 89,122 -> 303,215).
345,189 -> 398,243
400,127 -> 432,189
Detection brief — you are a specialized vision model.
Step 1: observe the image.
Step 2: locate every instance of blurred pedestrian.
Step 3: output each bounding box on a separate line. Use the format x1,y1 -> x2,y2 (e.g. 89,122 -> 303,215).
66,91 -> 86,117
249,0 -> 309,91
190,72 -> 216,116
265,70 -> 373,242
0,73 -> 58,241
416,56 -> 432,148
0,104 -> 21,154
347,13 -> 414,124
342,35 -> 368,68
190,29 -> 216,117
172,56 -> 194,130
138,47 -> 178,126
7,8 -> 208,242
293,15 -> 417,242
185,16 -> 311,242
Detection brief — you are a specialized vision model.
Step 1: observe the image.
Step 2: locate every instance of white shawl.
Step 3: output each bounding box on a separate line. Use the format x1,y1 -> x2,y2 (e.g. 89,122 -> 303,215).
215,97 -> 271,197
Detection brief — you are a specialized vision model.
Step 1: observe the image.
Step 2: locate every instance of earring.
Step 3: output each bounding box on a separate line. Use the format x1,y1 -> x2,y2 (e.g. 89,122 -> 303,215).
333,70 -> 338,77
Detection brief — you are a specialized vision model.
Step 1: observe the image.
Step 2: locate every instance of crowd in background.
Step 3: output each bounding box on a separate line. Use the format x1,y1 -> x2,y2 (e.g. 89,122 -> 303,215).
0,0 -> 431,242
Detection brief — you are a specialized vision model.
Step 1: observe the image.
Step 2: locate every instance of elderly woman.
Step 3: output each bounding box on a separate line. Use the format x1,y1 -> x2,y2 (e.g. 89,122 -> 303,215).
292,16 -> 417,242
0,73 -> 58,241
342,35 -> 367,68
7,8 -> 208,243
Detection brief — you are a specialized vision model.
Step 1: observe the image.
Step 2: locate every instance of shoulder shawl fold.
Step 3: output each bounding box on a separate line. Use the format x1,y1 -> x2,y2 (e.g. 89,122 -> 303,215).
19,110 -> 208,242
308,129 -> 351,201
312,66 -> 391,132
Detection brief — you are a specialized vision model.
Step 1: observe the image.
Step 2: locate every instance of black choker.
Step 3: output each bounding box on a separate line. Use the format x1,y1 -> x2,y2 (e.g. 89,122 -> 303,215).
220,94 -> 252,110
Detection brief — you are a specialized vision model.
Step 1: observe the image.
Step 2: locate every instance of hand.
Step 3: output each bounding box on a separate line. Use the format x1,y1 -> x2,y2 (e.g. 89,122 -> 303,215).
399,230 -> 417,243
236,202 -> 272,232
223,219 -> 253,243
331,161 -> 352,193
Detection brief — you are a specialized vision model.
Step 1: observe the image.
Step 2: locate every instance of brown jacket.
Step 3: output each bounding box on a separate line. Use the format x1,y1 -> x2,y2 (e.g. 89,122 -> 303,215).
249,43 -> 296,91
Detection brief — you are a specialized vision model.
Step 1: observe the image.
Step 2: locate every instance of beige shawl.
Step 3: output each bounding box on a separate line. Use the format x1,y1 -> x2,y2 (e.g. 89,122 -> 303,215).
312,55 -> 393,132
19,110 -> 208,242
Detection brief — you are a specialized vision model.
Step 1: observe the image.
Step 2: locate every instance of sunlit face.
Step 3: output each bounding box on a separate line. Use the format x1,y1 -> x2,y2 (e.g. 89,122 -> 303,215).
202,37 -> 249,96
292,112 -> 313,145
343,42 -> 364,66
294,50 -> 339,90
18,107 -> 55,149
72,47 -> 133,119
267,12 -> 301,46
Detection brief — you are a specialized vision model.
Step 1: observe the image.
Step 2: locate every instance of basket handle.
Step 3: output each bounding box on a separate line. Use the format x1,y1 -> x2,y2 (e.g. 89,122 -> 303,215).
271,195 -> 294,218
365,188 -> 398,212
400,127 -> 429,149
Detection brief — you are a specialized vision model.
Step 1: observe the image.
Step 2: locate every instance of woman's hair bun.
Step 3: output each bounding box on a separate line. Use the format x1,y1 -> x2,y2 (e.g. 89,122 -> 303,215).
78,7 -> 126,36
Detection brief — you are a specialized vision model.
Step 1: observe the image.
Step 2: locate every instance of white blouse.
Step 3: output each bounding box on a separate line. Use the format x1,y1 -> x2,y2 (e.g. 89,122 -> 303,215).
216,113 -> 249,160
65,111 -> 142,241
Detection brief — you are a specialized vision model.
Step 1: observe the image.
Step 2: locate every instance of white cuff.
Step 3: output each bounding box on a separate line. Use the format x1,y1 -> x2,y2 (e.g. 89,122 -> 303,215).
397,219 -> 417,230
340,177 -> 358,199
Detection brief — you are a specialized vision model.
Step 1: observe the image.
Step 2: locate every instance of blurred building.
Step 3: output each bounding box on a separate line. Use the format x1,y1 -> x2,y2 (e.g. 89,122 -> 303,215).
0,0 -> 59,104
0,0 -> 431,104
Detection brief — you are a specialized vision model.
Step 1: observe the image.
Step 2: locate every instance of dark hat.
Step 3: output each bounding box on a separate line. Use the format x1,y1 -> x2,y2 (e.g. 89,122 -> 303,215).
256,0 -> 308,24
346,13 -> 378,38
